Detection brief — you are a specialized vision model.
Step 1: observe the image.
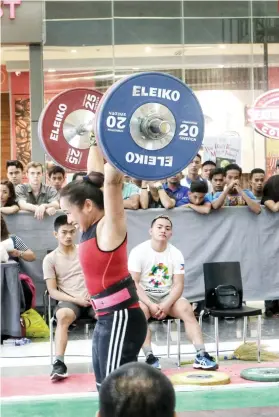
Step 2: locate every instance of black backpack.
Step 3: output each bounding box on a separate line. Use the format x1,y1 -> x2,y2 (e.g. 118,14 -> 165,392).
214,285 -> 240,309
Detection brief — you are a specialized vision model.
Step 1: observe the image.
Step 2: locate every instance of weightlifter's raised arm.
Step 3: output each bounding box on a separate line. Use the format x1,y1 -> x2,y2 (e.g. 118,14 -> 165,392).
87,134 -> 104,175
87,135 -> 126,246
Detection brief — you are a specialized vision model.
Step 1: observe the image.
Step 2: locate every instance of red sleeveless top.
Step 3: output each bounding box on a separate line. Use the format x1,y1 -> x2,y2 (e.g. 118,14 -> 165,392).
79,223 -> 138,311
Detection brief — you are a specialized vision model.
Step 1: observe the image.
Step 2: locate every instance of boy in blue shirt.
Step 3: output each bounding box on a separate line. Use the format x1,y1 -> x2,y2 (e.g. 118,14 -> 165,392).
182,180 -> 211,214
212,164 -> 261,214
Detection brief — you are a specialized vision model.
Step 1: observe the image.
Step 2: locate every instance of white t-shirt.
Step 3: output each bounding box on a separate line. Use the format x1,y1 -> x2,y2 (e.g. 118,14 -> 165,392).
128,240 -> 185,299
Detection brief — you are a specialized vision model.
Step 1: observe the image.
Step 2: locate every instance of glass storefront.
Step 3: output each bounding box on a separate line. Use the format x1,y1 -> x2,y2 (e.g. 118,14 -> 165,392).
2,1 -> 279,176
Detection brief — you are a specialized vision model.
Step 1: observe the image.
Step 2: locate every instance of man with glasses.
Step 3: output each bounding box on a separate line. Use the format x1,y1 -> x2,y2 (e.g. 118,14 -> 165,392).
128,215 -> 217,371
6,160 -> 24,186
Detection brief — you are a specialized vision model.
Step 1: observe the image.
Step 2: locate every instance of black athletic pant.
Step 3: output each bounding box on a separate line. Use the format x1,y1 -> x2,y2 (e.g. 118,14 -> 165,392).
92,307 -> 147,390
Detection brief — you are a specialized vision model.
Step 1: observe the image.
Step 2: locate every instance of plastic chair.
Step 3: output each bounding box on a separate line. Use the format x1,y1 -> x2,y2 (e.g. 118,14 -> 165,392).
200,262 -> 262,364
148,316 -> 181,367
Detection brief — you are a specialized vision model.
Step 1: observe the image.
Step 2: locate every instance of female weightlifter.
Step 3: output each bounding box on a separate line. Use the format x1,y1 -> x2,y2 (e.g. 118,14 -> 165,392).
60,139 -> 147,390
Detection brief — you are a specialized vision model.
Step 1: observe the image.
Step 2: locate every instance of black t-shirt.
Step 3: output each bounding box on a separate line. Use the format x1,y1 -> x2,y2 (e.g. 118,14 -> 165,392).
261,175 -> 279,205
148,191 -> 164,208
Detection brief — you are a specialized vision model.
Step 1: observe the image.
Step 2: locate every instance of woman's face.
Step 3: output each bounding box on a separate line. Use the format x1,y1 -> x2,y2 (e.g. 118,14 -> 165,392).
60,196 -> 95,232
0,185 -> 10,206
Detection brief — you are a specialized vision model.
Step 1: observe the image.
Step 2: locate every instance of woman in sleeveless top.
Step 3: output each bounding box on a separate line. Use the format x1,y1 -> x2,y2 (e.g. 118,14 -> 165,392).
60,142 -> 147,389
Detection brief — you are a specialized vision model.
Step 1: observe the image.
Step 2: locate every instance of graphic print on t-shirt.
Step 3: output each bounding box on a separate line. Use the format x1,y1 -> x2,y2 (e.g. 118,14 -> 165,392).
148,263 -> 170,288
226,195 -> 246,206
128,240 -> 185,300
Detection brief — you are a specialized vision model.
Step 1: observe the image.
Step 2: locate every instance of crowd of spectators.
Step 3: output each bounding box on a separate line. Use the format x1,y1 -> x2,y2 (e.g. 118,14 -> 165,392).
1,156 -> 279,219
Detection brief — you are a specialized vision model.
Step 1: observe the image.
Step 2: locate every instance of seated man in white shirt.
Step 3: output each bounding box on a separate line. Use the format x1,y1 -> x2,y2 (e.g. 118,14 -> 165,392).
43,215 -> 94,381
128,215 -> 217,371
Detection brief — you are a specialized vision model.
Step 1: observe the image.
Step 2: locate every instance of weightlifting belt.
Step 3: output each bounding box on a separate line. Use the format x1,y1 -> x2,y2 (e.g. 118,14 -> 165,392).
90,276 -> 138,313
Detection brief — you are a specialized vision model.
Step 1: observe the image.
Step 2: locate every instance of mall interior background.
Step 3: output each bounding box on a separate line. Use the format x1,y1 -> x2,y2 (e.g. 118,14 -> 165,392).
1,0 -> 279,181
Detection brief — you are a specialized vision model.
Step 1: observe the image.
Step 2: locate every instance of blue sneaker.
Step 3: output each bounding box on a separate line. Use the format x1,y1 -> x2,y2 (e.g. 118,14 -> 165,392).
193,352 -> 218,370
146,353 -> 161,370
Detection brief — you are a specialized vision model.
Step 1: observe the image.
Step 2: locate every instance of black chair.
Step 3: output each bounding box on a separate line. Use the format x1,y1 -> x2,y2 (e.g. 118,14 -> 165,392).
199,262 -> 262,364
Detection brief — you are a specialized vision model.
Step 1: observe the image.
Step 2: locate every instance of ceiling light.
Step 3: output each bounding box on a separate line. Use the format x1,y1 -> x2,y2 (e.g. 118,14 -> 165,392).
219,45 -> 226,49
48,69 -> 56,73
218,65 -> 225,68
71,49 -> 77,53
145,46 -> 152,53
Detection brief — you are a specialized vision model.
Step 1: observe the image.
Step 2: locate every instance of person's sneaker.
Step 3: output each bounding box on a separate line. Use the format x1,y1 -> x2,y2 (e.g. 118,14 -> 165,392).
193,352 -> 218,370
146,353 -> 161,370
50,359 -> 68,381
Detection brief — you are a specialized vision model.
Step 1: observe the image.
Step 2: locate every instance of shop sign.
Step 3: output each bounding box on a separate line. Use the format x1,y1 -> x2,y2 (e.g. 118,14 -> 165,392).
0,1 -> 22,19
247,89 -> 279,140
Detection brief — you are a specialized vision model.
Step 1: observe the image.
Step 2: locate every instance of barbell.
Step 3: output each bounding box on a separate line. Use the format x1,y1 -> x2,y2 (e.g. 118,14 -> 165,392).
38,72 -> 204,180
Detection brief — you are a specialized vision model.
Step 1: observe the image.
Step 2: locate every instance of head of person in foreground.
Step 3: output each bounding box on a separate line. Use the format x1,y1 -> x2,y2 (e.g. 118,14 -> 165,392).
98,362 -> 176,417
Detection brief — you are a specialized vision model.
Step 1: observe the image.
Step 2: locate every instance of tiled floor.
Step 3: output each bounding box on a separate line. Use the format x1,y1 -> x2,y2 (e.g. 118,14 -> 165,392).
1,302 -> 279,379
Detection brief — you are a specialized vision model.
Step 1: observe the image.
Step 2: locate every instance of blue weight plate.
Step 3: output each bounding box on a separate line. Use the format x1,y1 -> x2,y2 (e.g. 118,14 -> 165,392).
96,72 -> 204,180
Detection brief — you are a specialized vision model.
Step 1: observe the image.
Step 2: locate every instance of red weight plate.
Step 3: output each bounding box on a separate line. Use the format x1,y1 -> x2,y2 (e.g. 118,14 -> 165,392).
38,88 -> 103,171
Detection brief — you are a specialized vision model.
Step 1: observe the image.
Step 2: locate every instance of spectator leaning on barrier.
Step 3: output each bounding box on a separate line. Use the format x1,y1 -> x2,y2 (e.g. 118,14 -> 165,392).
206,168 -> 225,201
72,172 -> 87,182
140,180 -> 172,209
122,180 -> 140,210
261,174 -> 279,213
43,215 -> 94,381
212,164 -> 261,214
0,180 -> 19,215
162,173 -> 189,208
16,162 -> 60,220
181,154 -> 202,188
182,180 -> 211,214
249,168 -> 265,202
6,160 -> 24,186
98,362 -> 176,417
48,165 -> 66,192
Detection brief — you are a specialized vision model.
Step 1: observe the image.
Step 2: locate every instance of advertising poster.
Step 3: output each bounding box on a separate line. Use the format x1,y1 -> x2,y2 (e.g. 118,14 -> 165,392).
266,138 -> 279,178
13,95 -> 31,167
203,131 -> 242,168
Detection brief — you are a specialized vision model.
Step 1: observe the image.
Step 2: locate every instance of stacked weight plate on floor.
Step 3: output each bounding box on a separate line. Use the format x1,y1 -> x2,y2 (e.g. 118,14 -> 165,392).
38,88 -> 103,171
95,72 -> 204,180
170,371 -> 231,386
240,367 -> 279,382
